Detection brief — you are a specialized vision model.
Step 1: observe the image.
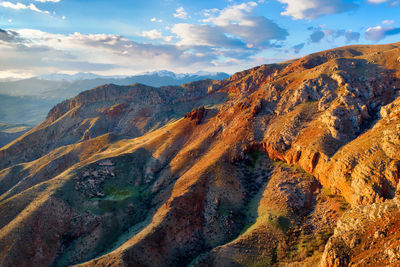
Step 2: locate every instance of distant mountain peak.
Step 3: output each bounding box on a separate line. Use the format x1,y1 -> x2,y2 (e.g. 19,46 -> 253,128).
36,70 -> 229,82
37,72 -> 98,81
138,70 -> 230,79
36,72 -> 127,82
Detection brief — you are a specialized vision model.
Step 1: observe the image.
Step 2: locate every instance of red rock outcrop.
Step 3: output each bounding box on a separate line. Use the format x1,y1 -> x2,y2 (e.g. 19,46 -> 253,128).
184,106 -> 207,124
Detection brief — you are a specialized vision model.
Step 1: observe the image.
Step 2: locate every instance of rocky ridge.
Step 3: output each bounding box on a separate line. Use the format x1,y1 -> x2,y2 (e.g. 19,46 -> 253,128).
0,42 -> 400,266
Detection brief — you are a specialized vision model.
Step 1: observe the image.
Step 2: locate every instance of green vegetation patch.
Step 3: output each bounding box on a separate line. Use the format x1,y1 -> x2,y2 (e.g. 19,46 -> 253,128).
103,186 -> 138,201
272,160 -> 312,177
246,151 -> 264,171
294,228 -> 332,259
240,209 -> 291,239
243,254 -> 275,267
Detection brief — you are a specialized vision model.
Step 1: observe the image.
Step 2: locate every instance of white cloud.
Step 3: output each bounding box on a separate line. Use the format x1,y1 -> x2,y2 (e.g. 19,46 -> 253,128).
0,1 -> 49,14
382,19 -> 394,25
203,8 -> 218,17
368,0 -> 388,3
169,3 -> 287,62
142,29 -> 173,42
0,2 -> 29,9
0,28 -> 223,76
151,17 -> 163,23
203,2 -> 258,27
61,15 -> 66,20
171,23 -> 246,47
174,7 -> 188,19
277,0 -> 357,20
202,2 -> 287,47
365,26 -> 386,40
164,36 -> 173,42
0,3 -> 287,77
0,25 -> 297,77
368,0 -> 399,5
365,25 -> 400,41
142,29 -> 163,40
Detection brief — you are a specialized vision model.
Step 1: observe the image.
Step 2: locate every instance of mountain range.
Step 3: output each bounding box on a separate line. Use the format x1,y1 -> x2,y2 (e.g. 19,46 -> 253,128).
0,43 -> 400,266
0,71 -> 229,125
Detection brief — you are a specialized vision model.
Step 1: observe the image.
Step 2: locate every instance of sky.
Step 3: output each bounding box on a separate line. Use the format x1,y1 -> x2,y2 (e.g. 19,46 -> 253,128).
0,0 -> 399,78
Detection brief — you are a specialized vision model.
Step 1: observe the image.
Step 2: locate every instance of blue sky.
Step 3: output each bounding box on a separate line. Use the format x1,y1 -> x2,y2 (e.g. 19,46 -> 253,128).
0,0 -> 399,78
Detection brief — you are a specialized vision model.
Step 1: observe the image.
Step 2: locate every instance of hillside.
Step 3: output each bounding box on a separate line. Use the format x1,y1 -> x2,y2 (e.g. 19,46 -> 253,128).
0,42 -> 400,266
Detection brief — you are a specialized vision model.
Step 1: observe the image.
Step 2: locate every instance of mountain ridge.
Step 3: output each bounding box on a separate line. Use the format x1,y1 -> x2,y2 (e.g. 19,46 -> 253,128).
0,71 -> 229,125
0,42 -> 400,266
36,70 -> 229,82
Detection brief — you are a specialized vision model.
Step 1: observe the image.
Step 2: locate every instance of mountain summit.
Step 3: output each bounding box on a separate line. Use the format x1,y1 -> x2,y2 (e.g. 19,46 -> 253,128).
0,43 -> 400,266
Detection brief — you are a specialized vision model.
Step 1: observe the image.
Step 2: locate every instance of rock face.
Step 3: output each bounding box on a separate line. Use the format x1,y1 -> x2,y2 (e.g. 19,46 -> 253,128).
185,106 -> 207,124
0,42 -> 400,266
319,197 -> 400,266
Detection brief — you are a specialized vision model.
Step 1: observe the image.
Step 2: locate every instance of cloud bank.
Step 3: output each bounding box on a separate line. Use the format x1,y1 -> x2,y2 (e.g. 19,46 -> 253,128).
0,2 -> 291,77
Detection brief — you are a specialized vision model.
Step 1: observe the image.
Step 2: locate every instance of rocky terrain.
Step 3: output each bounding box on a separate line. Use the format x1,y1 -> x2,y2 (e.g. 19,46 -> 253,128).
0,42 -> 400,266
